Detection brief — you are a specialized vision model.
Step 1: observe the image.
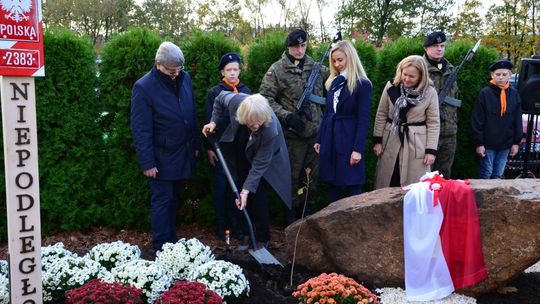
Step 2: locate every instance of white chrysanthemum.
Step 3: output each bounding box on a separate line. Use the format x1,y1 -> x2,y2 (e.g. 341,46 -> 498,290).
85,240 -> 141,271
376,287 -> 477,304
42,256 -> 112,302
112,259 -> 172,304
189,260 -> 249,300
0,274 -> 9,304
41,242 -> 78,271
156,238 -> 215,281
0,261 -> 7,277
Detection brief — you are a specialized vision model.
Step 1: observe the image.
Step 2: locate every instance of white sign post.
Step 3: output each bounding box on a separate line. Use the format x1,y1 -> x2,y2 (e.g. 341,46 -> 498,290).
1,77 -> 42,303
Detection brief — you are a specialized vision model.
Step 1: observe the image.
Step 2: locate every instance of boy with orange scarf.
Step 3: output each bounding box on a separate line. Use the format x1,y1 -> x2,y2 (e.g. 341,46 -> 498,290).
203,52 -> 251,239
471,60 -> 523,179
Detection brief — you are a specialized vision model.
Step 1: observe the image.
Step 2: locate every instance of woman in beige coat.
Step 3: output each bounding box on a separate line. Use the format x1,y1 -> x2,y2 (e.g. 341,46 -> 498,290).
373,55 -> 440,189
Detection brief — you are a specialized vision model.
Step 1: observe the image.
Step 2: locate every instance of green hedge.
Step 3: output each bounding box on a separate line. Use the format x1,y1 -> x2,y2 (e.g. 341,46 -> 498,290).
0,30 -> 501,238
34,28 -> 106,233
354,39 -> 381,191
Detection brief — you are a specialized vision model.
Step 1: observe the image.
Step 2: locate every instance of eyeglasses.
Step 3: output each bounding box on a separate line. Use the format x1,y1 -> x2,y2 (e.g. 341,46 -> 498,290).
159,63 -> 184,75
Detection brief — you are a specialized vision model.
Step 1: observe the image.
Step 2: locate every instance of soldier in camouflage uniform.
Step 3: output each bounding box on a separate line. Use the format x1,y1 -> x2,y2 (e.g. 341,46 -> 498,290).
259,28 -> 329,223
423,31 -> 460,178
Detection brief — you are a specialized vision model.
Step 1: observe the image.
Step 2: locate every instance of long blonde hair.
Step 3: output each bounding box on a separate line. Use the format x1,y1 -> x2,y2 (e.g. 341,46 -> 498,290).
325,40 -> 370,92
392,55 -> 433,91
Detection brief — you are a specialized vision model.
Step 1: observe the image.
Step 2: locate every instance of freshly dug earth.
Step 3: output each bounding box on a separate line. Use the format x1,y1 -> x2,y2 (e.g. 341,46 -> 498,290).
0,223 -> 538,303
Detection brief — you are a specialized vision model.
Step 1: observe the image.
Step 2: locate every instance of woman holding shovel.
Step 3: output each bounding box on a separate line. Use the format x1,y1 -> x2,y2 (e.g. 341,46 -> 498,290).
202,92 -> 291,251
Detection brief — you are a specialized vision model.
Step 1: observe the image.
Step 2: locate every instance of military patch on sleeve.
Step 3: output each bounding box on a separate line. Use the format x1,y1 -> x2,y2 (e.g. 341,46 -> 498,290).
266,71 -> 273,77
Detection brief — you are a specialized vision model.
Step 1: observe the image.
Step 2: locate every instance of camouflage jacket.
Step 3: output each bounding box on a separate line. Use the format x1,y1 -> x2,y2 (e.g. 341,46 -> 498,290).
424,55 -> 459,136
259,52 -> 329,139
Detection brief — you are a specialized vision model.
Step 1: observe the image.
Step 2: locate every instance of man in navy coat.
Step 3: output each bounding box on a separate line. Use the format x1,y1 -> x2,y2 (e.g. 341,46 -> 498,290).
131,42 -> 199,252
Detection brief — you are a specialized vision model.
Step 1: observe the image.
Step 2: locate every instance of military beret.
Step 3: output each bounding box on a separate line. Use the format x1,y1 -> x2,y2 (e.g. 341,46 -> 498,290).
489,60 -> 513,71
424,31 -> 447,47
218,52 -> 241,70
285,29 -> 307,47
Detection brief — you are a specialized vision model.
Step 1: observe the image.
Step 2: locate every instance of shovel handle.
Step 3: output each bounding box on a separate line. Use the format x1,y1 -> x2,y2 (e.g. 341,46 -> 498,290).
207,134 -> 239,194
211,139 -> 259,250
242,208 -> 258,250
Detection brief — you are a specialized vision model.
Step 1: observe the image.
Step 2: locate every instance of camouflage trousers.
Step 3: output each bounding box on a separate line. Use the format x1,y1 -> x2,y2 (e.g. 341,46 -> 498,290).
286,136 -> 319,220
433,133 -> 457,178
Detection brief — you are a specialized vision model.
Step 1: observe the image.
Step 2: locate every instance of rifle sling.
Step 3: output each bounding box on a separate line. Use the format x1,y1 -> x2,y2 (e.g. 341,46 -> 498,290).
308,94 -> 326,105
443,96 -> 462,107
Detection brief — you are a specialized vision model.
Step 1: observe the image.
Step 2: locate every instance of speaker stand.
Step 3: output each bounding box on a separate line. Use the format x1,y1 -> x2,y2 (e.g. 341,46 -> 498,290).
517,114 -> 537,178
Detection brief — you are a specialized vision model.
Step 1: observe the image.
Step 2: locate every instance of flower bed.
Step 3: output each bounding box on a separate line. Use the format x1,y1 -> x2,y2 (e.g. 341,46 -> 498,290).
293,272 -> 380,304
0,239 -> 249,304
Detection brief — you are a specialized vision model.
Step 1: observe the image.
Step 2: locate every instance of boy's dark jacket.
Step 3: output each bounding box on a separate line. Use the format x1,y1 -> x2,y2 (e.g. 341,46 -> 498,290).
471,82 -> 523,150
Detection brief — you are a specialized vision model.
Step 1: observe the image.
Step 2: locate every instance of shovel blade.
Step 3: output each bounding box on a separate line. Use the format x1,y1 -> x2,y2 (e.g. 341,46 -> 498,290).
249,248 -> 283,267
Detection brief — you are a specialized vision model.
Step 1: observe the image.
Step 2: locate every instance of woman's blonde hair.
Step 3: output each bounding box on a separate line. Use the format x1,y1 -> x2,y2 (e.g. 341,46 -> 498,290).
392,55 -> 433,90
236,94 -> 273,127
325,40 -> 370,92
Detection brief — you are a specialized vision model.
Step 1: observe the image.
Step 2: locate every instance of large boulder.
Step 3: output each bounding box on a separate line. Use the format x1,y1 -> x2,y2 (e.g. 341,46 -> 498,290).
284,179 -> 540,297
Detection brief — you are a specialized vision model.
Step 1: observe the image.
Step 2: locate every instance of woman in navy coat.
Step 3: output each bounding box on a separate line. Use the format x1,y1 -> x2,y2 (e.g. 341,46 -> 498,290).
314,40 -> 372,203
202,92 -> 291,247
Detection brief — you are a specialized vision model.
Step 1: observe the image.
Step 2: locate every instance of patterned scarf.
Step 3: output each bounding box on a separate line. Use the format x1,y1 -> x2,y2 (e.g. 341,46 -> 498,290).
489,79 -> 509,117
391,84 -> 426,131
223,78 -> 240,93
331,74 -> 347,112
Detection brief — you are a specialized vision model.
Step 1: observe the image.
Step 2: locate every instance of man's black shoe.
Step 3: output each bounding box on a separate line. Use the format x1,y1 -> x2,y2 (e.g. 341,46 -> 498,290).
140,247 -> 156,261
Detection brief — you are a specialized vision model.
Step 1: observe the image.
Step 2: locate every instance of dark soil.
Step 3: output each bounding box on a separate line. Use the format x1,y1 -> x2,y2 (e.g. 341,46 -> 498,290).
476,272 -> 540,304
1,223 -> 538,303
219,254 -> 317,304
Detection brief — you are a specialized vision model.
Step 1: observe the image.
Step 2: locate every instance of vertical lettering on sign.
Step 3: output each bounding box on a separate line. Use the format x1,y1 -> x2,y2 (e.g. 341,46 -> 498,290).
1,76 -> 42,303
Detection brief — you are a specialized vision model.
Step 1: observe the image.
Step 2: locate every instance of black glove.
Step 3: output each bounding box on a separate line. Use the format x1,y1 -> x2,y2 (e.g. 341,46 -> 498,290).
285,113 -> 306,134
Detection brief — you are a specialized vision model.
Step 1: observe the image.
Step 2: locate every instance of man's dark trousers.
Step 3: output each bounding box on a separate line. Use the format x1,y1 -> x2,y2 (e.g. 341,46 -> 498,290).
149,179 -> 185,251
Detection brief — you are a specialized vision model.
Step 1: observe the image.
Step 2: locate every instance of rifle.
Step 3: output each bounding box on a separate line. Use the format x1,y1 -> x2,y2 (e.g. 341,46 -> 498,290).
438,39 -> 481,119
295,31 -> 342,121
